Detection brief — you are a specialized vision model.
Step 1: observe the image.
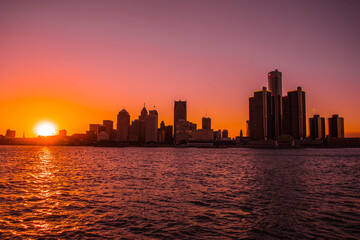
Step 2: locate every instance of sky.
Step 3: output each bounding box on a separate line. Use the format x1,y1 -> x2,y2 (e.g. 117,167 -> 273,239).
0,0 -> 360,138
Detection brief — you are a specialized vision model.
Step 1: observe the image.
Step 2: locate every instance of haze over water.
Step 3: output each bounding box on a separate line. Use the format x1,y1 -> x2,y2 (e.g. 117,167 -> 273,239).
0,146 -> 359,239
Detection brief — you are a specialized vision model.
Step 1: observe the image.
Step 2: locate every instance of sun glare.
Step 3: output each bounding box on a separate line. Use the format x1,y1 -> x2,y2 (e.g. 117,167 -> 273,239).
34,121 -> 57,137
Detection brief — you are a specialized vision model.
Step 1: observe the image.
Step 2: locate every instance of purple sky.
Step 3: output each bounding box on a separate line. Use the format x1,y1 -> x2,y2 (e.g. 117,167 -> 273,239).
0,0 -> 359,137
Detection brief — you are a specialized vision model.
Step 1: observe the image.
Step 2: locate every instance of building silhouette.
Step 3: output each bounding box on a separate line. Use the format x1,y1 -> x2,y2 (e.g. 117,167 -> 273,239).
268,69 -> 282,137
59,129 -> 67,137
103,120 -> 115,140
117,109 -> 130,142
174,100 -> 187,143
202,117 -> 211,130
249,87 -> 273,140
139,105 -> 148,143
222,129 -> 229,139
158,121 -> 173,144
283,87 -> 306,140
5,129 -> 15,138
175,119 -> 196,144
89,124 -> 100,135
309,114 -> 325,140
145,110 -> 158,143
328,114 -> 344,138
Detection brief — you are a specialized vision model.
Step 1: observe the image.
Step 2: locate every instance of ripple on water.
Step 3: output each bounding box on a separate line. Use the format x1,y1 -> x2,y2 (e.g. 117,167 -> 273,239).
0,146 -> 359,239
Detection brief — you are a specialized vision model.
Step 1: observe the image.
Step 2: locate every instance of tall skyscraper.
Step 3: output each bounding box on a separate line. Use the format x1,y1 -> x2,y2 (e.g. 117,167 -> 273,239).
284,87 -> 306,140
89,124 -> 100,135
309,114 -> 325,140
328,114 -> 344,138
202,117 -> 211,130
138,105 -> 148,143
117,109 -> 130,142
268,69 -> 282,137
103,120 -> 113,135
174,100 -> 187,140
145,110 -> 158,143
249,87 -> 273,140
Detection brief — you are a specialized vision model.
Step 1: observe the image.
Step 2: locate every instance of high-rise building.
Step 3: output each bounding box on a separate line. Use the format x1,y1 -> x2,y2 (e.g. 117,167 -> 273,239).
222,129 -> 229,138
145,110 -> 158,143
103,120 -> 116,141
328,114 -> 344,138
59,129 -> 67,137
5,129 -> 15,138
117,109 -> 130,142
140,105 -> 148,121
89,124 -> 100,135
309,115 -> 325,140
202,117 -> 211,130
103,120 -> 113,135
284,87 -> 306,140
174,100 -> 187,142
268,69 -> 282,137
214,130 -> 222,140
175,119 -> 196,144
158,121 -> 173,144
249,87 -> 273,140
129,119 -> 140,142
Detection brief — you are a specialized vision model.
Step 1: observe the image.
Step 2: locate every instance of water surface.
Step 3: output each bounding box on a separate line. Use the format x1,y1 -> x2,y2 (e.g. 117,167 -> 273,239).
0,146 -> 359,239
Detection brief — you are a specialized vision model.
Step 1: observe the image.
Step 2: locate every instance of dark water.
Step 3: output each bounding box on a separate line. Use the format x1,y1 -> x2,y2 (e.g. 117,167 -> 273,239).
0,146 -> 359,239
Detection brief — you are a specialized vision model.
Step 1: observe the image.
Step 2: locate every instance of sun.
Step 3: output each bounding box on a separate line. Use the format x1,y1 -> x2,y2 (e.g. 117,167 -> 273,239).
34,121 -> 57,137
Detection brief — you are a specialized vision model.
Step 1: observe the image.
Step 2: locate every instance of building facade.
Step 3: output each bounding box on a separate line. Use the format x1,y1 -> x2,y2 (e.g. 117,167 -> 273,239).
328,114 -> 344,138
309,114 -> 325,140
202,117 -> 211,130
249,87 -> 273,140
284,87 -> 306,140
174,100 -> 187,142
268,69 -> 283,137
145,110 -> 158,143
117,109 -> 130,142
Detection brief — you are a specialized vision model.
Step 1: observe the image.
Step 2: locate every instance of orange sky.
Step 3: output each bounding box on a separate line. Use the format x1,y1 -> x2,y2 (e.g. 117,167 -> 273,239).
1,1 -> 359,138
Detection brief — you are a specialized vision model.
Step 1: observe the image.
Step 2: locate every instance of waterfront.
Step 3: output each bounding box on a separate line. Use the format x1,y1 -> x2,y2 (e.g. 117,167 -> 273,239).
0,146 -> 359,239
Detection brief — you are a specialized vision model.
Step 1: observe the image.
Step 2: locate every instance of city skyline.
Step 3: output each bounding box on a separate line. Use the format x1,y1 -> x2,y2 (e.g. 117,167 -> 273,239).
1,0 -> 360,138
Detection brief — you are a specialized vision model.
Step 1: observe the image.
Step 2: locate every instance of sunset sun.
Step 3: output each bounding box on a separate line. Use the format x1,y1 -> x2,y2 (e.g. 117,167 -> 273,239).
34,121 -> 57,136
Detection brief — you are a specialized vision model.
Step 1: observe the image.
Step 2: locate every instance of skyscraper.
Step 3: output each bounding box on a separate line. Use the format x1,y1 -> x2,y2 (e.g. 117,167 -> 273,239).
309,114 -> 325,140
103,120 -> 113,135
174,100 -> 187,141
328,114 -> 344,138
249,87 -> 273,140
117,109 -> 130,142
268,69 -> 282,137
202,117 -> 211,130
284,87 -> 306,140
139,105 -> 148,143
145,110 -> 158,143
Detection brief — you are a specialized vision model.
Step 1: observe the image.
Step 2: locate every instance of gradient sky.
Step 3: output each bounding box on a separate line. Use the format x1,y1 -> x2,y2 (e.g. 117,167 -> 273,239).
1,0 -> 360,138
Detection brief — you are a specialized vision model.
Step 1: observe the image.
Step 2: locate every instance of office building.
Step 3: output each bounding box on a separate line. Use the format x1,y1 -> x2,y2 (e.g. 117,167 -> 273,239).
268,69 -> 282,137
328,114 -> 344,138
158,121 -> 173,144
309,115 -> 325,140
174,100 -> 187,141
175,119 -> 196,144
145,110 -> 158,143
214,130 -> 221,140
284,87 -> 306,140
89,124 -> 100,135
5,129 -> 15,138
191,129 -> 214,142
202,117 -> 211,130
117,109 -> 130,142
222,129 -> 228,138
59,129 -> 67,137
249,87 -> 273,140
